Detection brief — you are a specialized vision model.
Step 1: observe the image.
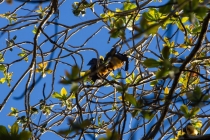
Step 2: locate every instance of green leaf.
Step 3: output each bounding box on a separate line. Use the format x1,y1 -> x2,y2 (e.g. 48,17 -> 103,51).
190,107 -> 200,116
125,76 -> 132,84
71,83 -> 78,93
179,44 -> 188,49
192,26 -> 201,34
0,64 -> 6,72
150,80 -> 158,86
180,105 -> 188,115
115,71 -> 122,79
32,25 -> 37,34
11,122 -> 19,136
147,24 -> 159,35
71,65 -> 79,79
155,69 -> 169,79
70,92 -> 76,99
134,75 -> 141,84
116,86 -> 123,93
18,50 -> 28,62
0,78 -> 6,84
203,95 -> 210,101
100,13 -> 106,18
144,9 -> 156,21
73,9 -> 81,16
159,4 -> 171,14
141,110 -> 154,120
115,18 -> 124,28
110,29 -> 120,38
162,46 -> 170,60
98,115 -> 101,127
8,107 -> 18,117
131,110 -> 140,118
143,58 -> 160,68
125,94 -> 137,106
181,17 -> 189,23
123,2 -> 137,11
45,69 -> 53,74
194,7 -> 208,20
18,131 -> 32,140
0,125 -> 9,137
193,86 -> 202,100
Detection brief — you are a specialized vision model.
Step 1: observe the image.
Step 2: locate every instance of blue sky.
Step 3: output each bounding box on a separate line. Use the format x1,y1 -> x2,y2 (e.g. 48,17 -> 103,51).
1,0 -> 210,140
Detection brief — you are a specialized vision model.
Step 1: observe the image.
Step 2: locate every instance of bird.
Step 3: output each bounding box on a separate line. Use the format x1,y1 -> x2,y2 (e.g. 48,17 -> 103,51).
87,48 -> 128,82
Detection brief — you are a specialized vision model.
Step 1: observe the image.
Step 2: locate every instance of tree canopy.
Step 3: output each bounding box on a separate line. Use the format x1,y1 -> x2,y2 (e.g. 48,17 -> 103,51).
1,0 -> 210,139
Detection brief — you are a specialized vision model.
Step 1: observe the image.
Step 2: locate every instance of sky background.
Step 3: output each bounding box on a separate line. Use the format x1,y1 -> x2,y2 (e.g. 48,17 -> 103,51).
1,0 -> 209,140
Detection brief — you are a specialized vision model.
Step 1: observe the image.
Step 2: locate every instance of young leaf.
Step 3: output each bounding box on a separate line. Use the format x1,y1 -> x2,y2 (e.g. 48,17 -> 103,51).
164,87 -> 169,94
0,78 -> 6,84
32,25 -> 37,34
60,87 -> 67,97
8,107 -> 18,117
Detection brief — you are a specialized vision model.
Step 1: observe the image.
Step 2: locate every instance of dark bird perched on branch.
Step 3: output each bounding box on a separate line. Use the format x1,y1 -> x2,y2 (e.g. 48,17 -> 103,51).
87,48 -> 129,82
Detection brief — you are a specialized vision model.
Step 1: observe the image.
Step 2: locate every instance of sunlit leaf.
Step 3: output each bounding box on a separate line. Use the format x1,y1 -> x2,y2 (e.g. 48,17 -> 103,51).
164,87 -> 169,94
45,69 -> 53,74
0,65 -> 6,72
0,78 -> 6,84
181,17 -> 189,23
8,107 -> 18,117
32,25 -> 38,34
118,96 -> 122,101
60,87 -> 67,97
70,92 -> 76,99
